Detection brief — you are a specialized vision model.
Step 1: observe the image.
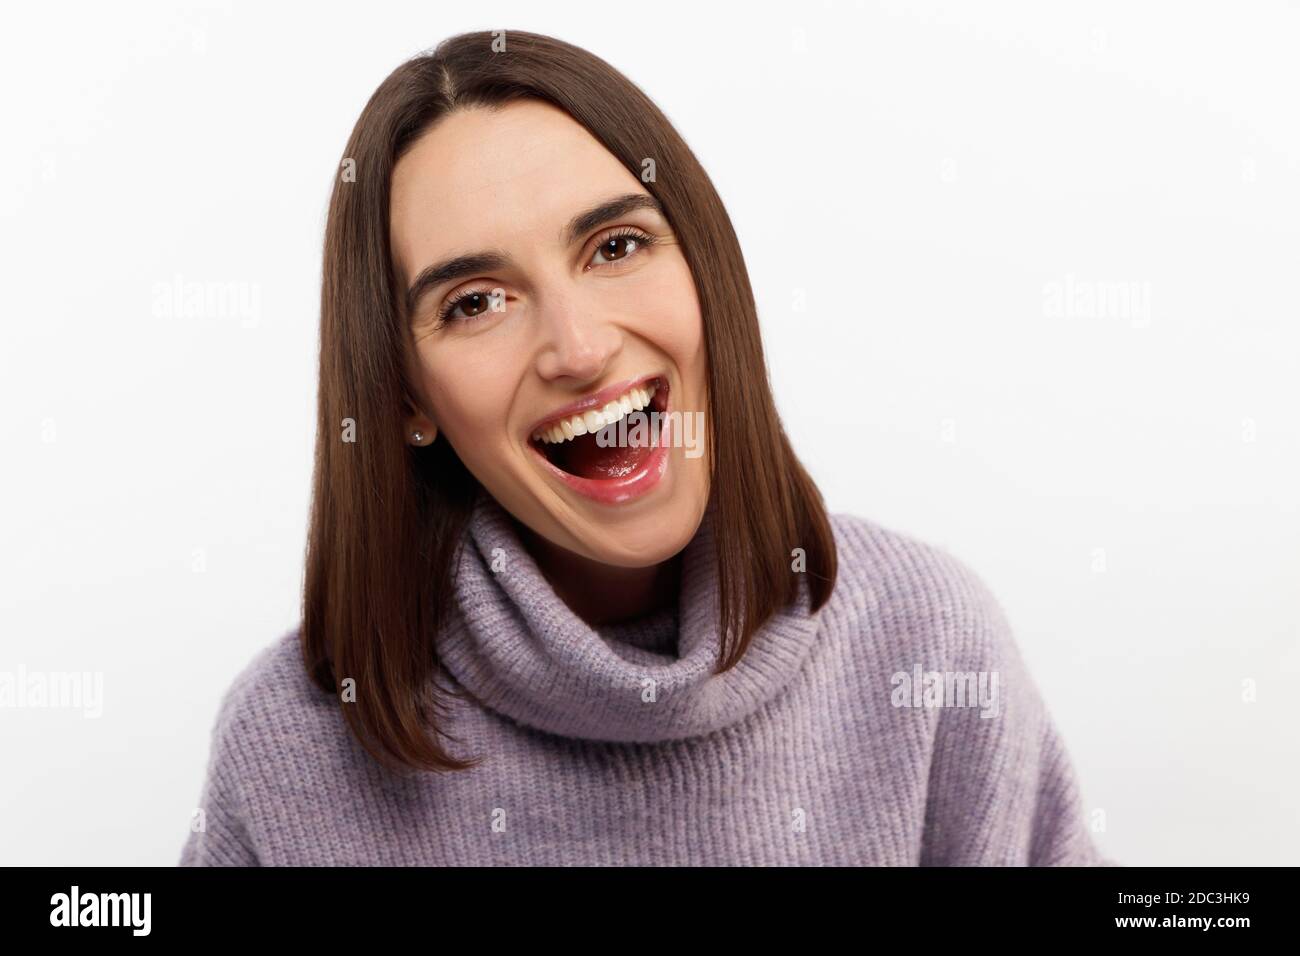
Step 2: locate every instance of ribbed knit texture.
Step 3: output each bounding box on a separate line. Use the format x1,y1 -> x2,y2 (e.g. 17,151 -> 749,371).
179,492 -> 1112,866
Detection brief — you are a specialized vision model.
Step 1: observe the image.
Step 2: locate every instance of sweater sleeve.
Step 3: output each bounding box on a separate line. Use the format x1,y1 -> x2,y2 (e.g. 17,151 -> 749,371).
179,787 -> 260,866
178,659 -> 265,867
916,559 -> 1113,866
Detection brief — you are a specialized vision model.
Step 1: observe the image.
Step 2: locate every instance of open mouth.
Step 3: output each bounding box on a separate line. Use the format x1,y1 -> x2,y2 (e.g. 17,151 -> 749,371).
528,375 -> 669,482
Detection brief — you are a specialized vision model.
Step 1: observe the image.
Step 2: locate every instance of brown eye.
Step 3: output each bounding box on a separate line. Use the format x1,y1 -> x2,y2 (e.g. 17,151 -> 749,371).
595,235 -> 637,263
589,229 -> 655,267
457,292 -> 490,317
439,290 -> 494,323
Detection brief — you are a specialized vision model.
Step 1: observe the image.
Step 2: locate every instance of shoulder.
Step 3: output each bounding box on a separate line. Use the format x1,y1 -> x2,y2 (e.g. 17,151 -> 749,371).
184,628 -> 347,865
203,626 -> 338,766
824,511 -> 1021,671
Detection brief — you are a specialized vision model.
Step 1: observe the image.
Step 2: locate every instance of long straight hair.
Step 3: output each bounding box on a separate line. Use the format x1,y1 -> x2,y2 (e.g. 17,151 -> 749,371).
302,30 -> 838,773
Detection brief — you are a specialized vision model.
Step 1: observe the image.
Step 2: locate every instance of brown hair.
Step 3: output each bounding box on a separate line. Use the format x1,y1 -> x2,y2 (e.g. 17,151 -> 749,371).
302,29 -> 838,773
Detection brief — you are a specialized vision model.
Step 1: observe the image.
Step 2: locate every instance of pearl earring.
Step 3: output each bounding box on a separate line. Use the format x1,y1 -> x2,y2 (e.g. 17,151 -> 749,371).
412,430 -> 425,444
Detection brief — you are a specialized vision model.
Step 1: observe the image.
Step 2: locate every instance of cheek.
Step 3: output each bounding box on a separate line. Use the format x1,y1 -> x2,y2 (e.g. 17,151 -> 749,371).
633,260 -> 705,368
419,347 -> 514,449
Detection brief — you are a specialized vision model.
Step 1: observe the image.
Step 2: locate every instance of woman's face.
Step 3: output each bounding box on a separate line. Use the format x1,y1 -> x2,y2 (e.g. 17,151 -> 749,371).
389,99 -> 711,568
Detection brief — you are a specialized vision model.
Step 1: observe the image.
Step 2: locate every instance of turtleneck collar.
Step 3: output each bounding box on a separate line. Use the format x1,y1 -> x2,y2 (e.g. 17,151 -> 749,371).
434,491 -> 823,743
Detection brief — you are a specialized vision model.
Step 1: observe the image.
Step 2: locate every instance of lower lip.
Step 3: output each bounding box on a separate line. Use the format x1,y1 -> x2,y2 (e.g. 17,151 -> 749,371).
529,393 -> 674,506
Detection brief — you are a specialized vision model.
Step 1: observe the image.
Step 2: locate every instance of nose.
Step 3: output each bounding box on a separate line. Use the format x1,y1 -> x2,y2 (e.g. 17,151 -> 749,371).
532,285 -> 623,385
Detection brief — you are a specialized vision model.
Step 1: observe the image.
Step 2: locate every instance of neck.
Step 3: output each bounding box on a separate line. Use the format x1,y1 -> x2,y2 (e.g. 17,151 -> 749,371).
517,524 -> 681,627
442,491 -> 823,743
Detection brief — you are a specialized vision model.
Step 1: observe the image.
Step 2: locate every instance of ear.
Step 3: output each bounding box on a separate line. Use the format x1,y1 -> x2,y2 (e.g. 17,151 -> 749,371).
405,409 -> 438,446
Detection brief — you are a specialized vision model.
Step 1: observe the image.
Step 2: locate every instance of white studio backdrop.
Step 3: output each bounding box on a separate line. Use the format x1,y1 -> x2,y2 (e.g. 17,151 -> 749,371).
1,1 -> 1296,866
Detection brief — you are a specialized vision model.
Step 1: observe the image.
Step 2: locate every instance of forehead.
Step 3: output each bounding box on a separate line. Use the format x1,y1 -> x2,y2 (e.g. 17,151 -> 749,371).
389,99 -> 643,278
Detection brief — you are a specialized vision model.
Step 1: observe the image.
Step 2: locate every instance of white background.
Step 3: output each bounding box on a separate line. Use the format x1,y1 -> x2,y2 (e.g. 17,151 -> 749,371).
2,0 -> 1297,866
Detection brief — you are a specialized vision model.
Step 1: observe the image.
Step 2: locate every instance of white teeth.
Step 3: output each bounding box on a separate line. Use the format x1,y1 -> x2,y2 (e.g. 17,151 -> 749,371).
533,381 -> 660,445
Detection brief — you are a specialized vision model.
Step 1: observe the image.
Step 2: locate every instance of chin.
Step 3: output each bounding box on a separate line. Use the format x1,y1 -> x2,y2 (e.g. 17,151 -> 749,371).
564,491 -> 709,568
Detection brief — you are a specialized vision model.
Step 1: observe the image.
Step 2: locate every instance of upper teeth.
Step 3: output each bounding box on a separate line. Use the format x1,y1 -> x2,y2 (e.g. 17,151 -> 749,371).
532,383 -> 658,444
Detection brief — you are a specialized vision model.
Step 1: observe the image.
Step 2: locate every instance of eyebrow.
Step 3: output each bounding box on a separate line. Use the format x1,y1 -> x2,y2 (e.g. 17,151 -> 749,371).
403,192 -> 664,318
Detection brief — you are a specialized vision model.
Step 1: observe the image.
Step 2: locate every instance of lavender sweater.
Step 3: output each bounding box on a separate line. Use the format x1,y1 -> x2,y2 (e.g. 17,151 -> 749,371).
180,493 -> 1110,866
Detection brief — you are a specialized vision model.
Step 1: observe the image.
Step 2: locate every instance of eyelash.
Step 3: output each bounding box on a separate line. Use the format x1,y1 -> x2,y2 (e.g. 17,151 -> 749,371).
435,226 -> 658,324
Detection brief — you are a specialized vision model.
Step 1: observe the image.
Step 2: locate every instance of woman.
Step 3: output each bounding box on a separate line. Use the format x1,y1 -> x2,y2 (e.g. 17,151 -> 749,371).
180,29 -> 1108,866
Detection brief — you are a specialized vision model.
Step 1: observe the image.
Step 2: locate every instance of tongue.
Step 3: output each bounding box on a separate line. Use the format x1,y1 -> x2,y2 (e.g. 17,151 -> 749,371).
551,427 -> 655,480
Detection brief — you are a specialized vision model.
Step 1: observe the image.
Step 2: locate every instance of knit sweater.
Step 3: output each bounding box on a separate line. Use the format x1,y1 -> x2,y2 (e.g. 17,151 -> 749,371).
179,491 -> 1111,866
